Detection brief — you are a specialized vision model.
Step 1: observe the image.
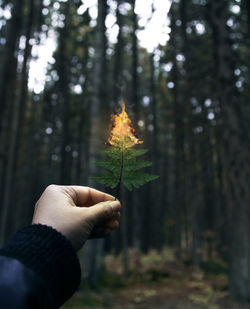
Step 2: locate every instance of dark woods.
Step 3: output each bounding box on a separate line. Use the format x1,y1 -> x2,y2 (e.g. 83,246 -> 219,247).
0,0 -> 250,302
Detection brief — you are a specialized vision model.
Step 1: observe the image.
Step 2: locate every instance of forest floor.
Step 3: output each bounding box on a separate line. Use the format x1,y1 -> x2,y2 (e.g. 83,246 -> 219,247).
62,248 -> 250,309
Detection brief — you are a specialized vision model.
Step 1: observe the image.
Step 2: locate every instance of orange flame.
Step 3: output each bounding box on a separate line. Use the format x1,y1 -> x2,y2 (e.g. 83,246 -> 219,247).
108,102 -> 143,149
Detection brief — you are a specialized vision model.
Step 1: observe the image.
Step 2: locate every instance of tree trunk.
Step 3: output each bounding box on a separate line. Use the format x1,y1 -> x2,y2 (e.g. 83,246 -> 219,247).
83,0 -> 108,287
150,52 -> 162,249
131,0 -> 139,123
130,0 -> 141,249
12,0 -> 36,232
207,0 -> 250,301
0,0 -> 23,134
113,1 -> 124,106
58,1 -> 72,185
179,0 -> 194,258
169,6 -> 186,258
199,101 -> 216,259
0,0 -> 25,246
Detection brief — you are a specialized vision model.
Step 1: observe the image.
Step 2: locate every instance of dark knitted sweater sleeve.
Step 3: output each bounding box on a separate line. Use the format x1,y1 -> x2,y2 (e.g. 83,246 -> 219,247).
0,224 -> 81,308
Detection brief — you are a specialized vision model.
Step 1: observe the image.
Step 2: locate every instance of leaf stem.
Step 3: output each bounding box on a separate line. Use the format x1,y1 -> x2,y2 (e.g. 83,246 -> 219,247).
116,146 -> 124,199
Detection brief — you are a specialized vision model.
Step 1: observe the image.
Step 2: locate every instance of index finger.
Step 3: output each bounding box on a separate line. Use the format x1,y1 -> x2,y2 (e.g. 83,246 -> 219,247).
69,186 -> 115,206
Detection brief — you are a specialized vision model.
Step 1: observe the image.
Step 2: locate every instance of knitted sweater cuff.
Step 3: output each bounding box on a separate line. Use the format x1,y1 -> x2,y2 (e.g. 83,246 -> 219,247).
0,224 -> 81,307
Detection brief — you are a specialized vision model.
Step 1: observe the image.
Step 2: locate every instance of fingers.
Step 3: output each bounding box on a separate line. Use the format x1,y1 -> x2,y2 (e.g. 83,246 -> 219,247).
87,200 -> 121,225
101,212 -> 120,229
89,219 -> 120,239
61,185 -> 116,206
106,219 -> 120,230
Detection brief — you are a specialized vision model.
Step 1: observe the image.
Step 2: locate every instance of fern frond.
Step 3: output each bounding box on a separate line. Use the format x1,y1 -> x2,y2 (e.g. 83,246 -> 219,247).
123,170 -> 159,191
124,160 -> 152,172
96,160 -> 120,171
99,148 -> 121,159
124,149 -> 148,159
92,170 -> 119,188
94,147 -> 159,191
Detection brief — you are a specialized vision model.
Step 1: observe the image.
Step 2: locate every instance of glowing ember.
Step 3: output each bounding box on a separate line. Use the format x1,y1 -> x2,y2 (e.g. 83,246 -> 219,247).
108,102 -> 143,149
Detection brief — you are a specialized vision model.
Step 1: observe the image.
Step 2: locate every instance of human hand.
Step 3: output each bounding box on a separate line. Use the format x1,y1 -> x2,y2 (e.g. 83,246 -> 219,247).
32,185 -> 121,251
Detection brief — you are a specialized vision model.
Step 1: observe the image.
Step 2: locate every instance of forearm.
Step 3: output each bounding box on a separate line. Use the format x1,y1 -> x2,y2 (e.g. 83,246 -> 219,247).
0,224 -> 81,308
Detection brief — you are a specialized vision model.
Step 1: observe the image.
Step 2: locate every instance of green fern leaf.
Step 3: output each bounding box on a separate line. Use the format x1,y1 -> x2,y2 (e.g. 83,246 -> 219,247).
124,160 -> 152,172
94,147 -> 159,191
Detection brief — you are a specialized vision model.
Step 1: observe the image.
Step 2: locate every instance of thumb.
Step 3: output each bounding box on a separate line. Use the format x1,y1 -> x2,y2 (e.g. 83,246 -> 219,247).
87,200 -> 121,225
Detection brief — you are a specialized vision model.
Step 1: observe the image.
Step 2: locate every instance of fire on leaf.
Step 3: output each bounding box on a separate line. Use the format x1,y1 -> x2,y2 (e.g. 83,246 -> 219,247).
108,102 -> 143,149
93,100 -> 158,192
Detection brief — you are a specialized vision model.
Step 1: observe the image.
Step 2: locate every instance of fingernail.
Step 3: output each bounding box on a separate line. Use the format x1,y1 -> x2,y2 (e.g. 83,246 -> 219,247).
110,201 -> 121,212
106,194 -> 116,201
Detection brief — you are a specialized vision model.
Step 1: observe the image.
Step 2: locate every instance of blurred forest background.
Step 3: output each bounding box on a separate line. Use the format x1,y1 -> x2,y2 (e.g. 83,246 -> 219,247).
1,0 -> 250,308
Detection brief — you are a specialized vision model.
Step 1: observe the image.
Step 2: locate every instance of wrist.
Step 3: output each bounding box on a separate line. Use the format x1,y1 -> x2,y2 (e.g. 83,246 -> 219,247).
0,224 -> 81,307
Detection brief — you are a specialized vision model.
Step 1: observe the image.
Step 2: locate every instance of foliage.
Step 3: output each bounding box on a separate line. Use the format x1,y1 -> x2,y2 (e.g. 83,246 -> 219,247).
93,147 -> 159,191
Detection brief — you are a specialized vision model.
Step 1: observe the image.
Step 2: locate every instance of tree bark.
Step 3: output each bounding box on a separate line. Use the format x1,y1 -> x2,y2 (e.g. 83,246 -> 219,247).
131,0 -> 139,123
0,0 -> 25,246
150,52 -> 162,249
169,5 -> 186,258
130,0 -> 141,249
59,1 -> 72,185
113,1 -> 124,106
207,0 -> 250,301
82,0 -> 108,287
12,0 -> 36,233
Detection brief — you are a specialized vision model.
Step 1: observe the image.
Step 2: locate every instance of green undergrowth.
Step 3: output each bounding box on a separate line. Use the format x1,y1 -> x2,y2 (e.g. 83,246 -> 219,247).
98,270 -> 126,291
62,247 -> 233,309
202,260 -> 228,276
